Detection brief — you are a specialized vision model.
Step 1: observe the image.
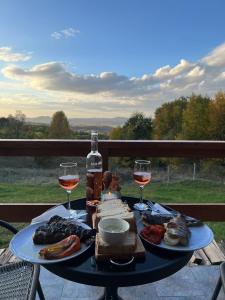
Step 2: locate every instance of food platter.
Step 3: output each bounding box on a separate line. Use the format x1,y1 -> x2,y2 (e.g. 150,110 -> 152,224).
137,219 -> 214,252
10,222 -> 93,264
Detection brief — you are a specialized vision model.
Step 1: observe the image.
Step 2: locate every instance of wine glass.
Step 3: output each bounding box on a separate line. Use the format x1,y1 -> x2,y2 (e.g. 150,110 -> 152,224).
133,160 -> 151,210
58,162 -> 80,217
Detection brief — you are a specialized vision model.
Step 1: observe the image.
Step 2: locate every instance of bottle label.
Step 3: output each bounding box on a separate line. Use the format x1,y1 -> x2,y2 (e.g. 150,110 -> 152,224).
90,162 -> 102,167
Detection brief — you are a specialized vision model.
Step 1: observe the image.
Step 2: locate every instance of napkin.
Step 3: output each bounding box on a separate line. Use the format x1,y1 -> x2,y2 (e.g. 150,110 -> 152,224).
31,205 -> 88,227
151,203 -> 173,216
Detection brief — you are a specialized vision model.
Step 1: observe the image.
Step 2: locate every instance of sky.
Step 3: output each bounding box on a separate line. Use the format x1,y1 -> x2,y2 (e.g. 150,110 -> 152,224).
0,0 -> 225,119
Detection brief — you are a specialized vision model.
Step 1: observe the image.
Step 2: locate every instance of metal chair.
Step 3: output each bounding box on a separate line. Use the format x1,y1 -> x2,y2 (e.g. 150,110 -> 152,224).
211,261 -> 225,300
0,220 -> 45,300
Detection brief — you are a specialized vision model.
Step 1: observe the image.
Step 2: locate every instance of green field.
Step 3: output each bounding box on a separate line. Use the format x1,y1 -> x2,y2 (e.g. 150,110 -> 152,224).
1,180 -> 225,203
0,180 -> 225,247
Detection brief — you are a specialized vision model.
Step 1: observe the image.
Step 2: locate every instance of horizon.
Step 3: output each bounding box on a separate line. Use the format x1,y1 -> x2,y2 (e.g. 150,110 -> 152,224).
0,0 -> 225,118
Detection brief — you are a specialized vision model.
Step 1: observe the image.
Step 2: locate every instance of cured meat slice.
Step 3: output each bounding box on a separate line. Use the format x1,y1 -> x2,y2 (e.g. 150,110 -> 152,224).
33,215 -> 95,245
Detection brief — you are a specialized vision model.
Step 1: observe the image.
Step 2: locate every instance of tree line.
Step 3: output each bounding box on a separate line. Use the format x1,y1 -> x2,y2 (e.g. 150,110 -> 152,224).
0,111 -> 107,139
1,91 -> 225,141
110,91 -> 225,141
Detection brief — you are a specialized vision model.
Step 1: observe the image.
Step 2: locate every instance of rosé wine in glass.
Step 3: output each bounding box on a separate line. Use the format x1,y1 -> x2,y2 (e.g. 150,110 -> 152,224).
58,175 -> 80,191
133,160 -> 151,210
133,171 -> 151,186
59,162 -> 79,216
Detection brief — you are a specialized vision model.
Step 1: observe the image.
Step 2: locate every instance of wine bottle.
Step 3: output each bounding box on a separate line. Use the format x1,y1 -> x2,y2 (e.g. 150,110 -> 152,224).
86,130 -> 103,200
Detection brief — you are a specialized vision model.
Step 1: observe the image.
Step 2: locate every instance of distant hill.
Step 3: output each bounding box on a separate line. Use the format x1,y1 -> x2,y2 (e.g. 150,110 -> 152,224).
26,116 -> 127,127
72,125 -> 113,134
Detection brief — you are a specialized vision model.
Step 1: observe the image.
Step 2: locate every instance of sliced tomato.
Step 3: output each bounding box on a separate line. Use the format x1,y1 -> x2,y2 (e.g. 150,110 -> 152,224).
141,224 -> 165,245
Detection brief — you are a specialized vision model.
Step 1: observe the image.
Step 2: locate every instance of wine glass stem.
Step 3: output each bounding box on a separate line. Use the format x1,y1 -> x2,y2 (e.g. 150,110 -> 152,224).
67,191 -> 71,210
139,185 -> 144,203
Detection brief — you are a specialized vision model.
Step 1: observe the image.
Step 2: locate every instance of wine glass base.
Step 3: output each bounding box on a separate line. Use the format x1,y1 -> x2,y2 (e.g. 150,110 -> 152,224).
133,203 -> 148,211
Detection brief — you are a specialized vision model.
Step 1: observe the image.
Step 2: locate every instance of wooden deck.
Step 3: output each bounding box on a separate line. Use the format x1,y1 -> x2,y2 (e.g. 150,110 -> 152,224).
189,240 -> 225,265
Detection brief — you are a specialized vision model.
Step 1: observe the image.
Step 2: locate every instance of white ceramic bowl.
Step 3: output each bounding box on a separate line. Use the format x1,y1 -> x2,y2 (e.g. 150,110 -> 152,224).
98,217 -> 130,245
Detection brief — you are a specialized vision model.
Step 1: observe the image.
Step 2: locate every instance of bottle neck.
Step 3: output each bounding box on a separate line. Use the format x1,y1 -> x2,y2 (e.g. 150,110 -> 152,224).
91,132 -> 98,152
91,140 -> 98,152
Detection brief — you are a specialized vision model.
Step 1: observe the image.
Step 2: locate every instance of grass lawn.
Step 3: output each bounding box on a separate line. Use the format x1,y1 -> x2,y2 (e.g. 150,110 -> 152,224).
0,179 -> 224,246
1,180 -> 225,203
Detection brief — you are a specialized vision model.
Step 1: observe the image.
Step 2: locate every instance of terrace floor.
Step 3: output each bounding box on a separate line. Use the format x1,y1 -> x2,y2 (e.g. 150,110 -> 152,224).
36,265 -> 224,300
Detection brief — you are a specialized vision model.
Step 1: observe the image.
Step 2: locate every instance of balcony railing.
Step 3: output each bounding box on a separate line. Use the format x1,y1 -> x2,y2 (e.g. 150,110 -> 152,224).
0,139 -> 225,222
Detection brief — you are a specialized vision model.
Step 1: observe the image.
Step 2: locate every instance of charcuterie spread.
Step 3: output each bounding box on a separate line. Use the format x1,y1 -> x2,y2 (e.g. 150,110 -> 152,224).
32,215 -> 95,260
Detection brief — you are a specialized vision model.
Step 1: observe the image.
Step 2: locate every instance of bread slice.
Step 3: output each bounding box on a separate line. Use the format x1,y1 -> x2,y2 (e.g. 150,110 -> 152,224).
97,199 -> 126,212
94,199 -> 136,232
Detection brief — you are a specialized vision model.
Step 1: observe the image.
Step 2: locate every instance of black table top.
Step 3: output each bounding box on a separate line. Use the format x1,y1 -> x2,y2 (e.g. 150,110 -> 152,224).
44,197 -> 193,287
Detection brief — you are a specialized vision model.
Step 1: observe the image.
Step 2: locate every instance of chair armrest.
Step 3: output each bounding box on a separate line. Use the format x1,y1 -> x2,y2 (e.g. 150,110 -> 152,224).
0,220 -> 18,234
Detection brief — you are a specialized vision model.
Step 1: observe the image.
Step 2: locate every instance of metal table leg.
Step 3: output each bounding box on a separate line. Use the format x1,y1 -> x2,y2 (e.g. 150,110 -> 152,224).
98,286 -> 123,300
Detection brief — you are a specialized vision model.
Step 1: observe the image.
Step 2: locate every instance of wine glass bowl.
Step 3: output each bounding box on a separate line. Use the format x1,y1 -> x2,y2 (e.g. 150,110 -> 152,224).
133,160 -> 151,210
58,174 -> 79,191
59,162 -> 80,216
133,171 -> 151,186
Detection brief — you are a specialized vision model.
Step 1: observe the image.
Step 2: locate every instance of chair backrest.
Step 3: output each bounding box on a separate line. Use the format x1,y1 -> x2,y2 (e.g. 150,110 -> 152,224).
0,220 -> 45,300
211,262 -> 225,300
0,261 -> 39,300
0,219 -> 18,234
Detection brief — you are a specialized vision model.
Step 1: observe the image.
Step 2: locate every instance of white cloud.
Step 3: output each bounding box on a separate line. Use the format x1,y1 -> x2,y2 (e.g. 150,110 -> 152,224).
1,41 -> 225,117
2,63 -> 131,94
51,32 -> 62,40
0,47 -> 31,62
202,43 -> 225,67
153,65 -> 171,78
154,60 -> 194,78
187,66 -> 205,77
51,28 -> 80,40
170,59 -> 193,75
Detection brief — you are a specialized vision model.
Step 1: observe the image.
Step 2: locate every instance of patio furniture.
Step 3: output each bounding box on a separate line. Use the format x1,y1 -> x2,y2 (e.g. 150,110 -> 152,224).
211,261 -> 225,300
0,220 -> 45,300
44,197 -> 194,300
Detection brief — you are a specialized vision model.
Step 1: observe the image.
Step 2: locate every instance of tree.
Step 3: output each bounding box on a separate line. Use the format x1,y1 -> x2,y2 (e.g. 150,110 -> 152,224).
109,127 -> 123,140
153,97 -> 187,139
6,110 -> 26,138
122,112 -> 152,140
48,111 -> 72,138
181,94 -> 211,140
209,91 -> 225,140
109,112 -> 152,167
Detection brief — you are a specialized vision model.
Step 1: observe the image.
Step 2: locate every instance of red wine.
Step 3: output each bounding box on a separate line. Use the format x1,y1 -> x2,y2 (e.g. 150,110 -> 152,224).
133,172 -> 151,186
58,175 -> 80,191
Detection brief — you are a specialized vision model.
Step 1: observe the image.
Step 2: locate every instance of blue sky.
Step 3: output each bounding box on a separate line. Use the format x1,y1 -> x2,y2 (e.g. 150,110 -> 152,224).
0,0 -> 225,118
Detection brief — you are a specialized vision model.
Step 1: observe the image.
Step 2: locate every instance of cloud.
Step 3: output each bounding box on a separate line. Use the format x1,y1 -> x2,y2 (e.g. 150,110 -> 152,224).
1,41 -> 225,117
51,28 -> 80,40
153,65 -> 171,78
187,66 -> 205,77
0,47 -> 31,62
170,59 -> 193,76
202,43 -> 225,67
2,63 -> 132,94
153,59 -> 194,78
